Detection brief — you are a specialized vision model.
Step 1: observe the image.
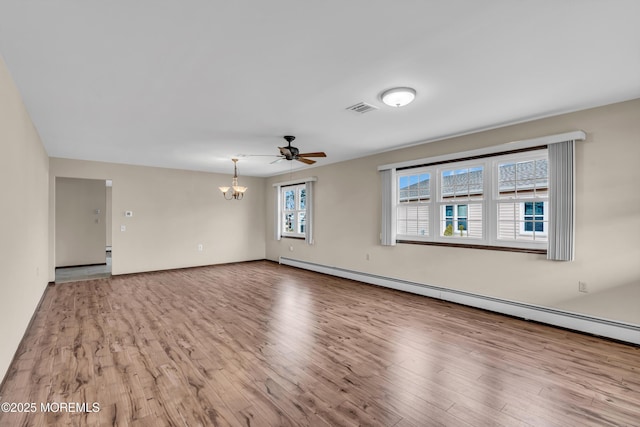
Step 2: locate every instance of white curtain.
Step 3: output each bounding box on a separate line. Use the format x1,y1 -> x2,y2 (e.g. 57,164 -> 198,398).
305,180 -> 314,245
547,140 -> 575,261
381,169 -> 396,246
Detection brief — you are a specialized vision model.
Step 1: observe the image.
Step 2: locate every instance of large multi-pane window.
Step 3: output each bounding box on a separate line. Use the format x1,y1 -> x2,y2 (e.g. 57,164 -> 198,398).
395,150 -> 548,249
281,184 -> 306,237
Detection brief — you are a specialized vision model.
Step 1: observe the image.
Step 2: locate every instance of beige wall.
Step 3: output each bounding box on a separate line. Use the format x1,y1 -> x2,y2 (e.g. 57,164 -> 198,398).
49,159 -> 266,278
265,99 -> 640,325
0,56 -> 49,380
55,177 -> 107,267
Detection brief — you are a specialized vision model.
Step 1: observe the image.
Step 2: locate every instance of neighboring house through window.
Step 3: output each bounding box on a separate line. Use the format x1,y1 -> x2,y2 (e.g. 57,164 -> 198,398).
394,149 -> 549,250
496,156 -> 548,242
381,131 -> 584,258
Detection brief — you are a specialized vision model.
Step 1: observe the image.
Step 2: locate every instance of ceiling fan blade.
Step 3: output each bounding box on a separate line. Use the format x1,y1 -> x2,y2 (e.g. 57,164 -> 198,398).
270,157 -> 284,164
297,157 -> 316,165
297,152 -> 326,158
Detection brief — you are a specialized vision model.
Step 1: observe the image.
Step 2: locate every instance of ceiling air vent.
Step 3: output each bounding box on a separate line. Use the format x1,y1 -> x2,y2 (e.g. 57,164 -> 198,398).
346,102 -> 379,114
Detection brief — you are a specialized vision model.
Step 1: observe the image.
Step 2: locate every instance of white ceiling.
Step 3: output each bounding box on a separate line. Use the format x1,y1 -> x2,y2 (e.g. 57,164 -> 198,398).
1,1 -> 639,177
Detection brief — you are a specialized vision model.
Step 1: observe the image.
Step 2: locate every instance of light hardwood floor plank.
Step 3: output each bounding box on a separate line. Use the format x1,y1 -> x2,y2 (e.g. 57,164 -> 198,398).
1,260 -> 639,426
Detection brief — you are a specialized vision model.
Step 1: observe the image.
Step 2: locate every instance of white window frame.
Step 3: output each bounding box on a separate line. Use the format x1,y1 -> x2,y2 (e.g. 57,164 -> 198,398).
274,176 -> 316,244
381,131 -> 585,254
435,160 -> 486,243
394,150 -> 549,250
492,150 -> 549,250
281,183 -> 306,238
396,171 -> 432,241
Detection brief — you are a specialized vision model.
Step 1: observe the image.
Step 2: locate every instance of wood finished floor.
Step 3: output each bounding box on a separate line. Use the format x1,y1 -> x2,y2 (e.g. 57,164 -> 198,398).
1,260 -> 639,427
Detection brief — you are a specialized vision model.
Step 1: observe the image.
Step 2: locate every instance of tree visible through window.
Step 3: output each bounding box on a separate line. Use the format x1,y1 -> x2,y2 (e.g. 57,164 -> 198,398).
444,204 -> 467,236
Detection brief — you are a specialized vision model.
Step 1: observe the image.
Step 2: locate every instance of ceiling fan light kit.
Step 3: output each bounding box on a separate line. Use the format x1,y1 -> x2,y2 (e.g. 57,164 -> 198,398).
277,135 -> 327,165
381,87 -> 416,107
219,158 -> 247,200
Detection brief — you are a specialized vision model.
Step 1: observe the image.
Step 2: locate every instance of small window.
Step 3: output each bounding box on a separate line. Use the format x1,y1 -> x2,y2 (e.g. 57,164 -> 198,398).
523,201 -> 545,233
281,184 -> 306,238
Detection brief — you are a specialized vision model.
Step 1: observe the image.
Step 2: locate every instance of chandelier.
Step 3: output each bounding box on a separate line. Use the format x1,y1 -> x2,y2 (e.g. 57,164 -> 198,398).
219,158 -> 247,200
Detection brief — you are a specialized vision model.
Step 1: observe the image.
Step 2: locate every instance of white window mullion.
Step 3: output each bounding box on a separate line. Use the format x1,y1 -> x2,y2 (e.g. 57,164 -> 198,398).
487,159 -> 497,246
433,169 -> 443,242
429,173 -> 437,239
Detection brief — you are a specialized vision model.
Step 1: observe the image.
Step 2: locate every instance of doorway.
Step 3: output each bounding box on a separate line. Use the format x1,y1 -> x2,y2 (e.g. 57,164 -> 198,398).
54,177 -> 112,283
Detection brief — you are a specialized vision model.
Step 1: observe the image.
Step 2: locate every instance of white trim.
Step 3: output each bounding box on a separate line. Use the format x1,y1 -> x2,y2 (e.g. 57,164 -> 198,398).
279,257 -> 640,345
272,176 -> 317,187
378,131 -> 586,171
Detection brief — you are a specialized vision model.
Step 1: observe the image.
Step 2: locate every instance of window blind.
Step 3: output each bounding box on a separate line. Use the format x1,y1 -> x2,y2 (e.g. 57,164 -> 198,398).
381,169 -> 396,246
547,140 -> 575,261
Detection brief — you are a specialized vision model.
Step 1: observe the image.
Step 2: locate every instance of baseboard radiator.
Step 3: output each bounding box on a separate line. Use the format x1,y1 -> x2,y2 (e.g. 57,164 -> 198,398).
279,257 -> 640,346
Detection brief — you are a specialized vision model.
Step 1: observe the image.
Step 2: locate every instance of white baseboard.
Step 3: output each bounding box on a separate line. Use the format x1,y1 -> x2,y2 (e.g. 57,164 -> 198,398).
279,257 -> 640,346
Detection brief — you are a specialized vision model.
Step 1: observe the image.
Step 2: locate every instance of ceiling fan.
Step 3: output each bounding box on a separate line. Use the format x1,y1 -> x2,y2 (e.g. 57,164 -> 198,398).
275,135 -> 327,165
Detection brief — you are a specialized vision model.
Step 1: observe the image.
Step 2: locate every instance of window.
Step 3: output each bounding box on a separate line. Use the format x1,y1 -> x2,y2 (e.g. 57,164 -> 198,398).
274,177 -> 316,244
394,150 -> 548,250
496,156 -> 548,243
397,173 -> 430,237
382,131 -> 583,256
281,183 -> 306,238
439,166 -> 483,239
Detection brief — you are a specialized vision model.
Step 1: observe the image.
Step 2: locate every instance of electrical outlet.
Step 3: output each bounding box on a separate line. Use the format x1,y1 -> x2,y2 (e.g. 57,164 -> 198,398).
366,253 -> 370,261
197,244 -> 203,252
578,281 -> 588,293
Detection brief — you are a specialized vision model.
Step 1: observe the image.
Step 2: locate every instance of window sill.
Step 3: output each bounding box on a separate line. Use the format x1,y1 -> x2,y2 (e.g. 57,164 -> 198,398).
281,236 -> 305,240
396,239 -> 547,255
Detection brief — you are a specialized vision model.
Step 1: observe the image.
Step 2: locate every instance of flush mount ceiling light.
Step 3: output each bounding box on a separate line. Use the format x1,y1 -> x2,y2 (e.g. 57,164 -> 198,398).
381,87 -> 416,107
219,158 -> 247,200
